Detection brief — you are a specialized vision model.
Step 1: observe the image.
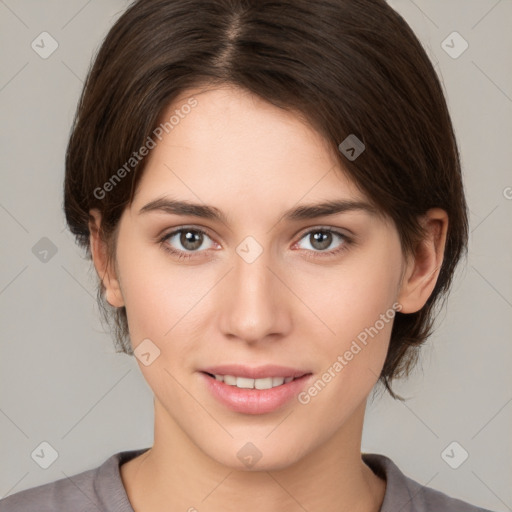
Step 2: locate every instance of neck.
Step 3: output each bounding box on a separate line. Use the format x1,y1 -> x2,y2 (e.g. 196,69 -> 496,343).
121,399 -> 386,512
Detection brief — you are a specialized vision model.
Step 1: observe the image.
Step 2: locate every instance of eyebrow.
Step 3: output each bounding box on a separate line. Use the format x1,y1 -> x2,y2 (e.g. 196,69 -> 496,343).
138,197 -> 377,223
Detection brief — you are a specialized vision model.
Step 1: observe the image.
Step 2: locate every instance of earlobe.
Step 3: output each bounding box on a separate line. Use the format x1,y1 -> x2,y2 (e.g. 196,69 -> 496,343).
397,208 -> 448,314
88,209 -> 125,308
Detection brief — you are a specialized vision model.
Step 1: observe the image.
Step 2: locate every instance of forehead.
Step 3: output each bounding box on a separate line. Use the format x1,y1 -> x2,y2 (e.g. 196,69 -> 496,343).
132,85 -> 369,211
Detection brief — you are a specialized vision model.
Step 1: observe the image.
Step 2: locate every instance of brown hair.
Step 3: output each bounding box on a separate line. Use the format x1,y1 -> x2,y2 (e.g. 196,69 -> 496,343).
64,0 -> 468,400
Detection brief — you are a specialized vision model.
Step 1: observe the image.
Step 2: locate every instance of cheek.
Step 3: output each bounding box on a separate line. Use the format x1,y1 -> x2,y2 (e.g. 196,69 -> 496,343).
300,245 -> 400,334
114,235 -> 205,346
296,242 -> 402,386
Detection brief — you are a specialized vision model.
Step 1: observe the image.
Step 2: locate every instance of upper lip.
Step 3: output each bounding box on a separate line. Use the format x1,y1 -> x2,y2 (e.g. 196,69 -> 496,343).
200,364 -> 311,379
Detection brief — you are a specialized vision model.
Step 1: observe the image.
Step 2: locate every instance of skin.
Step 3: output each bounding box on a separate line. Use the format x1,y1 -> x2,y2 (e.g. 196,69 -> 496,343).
89,85 -> 448,512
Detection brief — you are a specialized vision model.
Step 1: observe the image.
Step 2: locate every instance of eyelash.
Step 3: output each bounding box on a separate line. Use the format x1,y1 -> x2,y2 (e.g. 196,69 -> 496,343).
158,226 -> 353,261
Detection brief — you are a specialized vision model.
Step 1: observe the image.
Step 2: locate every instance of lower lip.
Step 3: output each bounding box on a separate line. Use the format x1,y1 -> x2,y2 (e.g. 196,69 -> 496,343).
200,372 -> 312,415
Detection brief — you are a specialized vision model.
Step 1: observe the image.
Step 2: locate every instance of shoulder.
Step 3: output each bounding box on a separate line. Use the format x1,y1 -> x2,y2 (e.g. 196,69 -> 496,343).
0,448 -> 148,512
0,466 -> 100,512
362,453 -> 496,512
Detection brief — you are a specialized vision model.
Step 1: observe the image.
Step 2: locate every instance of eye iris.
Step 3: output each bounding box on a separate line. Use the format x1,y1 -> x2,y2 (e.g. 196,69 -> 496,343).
311,231 -> 332,250
180,230 -> 203,251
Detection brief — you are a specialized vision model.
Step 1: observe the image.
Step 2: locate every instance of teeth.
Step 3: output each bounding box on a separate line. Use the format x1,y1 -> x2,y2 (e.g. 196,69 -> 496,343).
237,377 -> 255,389
223,375 -> 237,385
213,374 -> 296,389
272,377 -> 285,387
256,377 -> 274,390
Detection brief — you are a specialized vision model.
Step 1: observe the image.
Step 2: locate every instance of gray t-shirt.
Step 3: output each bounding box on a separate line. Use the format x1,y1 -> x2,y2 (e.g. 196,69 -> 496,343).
0,448 -> 495,511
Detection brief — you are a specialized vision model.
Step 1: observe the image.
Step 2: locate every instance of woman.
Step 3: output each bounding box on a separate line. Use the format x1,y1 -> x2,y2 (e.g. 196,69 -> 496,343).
0,0 -> 496,510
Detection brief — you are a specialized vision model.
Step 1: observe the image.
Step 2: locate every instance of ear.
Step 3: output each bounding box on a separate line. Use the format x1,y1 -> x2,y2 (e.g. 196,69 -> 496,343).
397,208 -> 448,314
88,209 -> 125,308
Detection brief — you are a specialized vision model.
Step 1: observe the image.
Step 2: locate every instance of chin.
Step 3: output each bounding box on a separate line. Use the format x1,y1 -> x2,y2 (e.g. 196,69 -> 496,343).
199,433 -> 313,472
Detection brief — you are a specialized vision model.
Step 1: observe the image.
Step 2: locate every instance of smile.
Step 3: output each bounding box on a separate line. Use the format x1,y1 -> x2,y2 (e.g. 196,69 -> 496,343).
200,368 -> 313,414
206,373 -> 297,389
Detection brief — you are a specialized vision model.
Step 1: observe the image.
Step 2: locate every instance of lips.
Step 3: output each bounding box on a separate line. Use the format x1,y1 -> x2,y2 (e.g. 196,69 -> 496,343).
199,364 -> 313,414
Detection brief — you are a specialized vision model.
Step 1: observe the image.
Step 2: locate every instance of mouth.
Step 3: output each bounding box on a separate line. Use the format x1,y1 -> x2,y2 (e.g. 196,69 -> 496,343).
198,365 -> 313,414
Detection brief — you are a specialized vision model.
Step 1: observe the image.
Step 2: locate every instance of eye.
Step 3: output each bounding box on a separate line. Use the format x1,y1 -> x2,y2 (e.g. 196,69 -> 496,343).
159,226 -> 352,261
159,227 -> 216,259
294,228 -> 351,256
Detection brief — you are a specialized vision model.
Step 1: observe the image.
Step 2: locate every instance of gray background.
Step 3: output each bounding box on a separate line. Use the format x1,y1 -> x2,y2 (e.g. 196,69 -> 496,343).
0,0 -> 511,510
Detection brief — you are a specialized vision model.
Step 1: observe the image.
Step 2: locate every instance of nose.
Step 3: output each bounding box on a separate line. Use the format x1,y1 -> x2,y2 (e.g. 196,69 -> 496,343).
217,246 -> 293,345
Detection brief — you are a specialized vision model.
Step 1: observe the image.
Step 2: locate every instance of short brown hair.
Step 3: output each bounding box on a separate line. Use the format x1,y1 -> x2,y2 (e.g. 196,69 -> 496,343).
64,0 -> 468,400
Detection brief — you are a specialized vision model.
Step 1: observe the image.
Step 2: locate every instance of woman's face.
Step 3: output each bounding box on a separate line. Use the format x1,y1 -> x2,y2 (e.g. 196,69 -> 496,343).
97,85 -> 408,470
